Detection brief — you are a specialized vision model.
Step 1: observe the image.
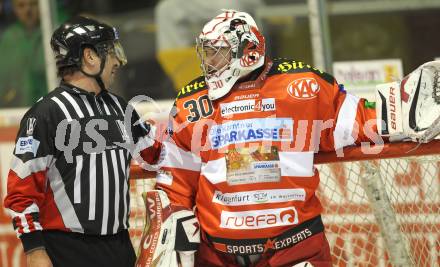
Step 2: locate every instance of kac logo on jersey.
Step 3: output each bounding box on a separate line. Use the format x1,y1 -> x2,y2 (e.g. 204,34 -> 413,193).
287,78 -> 320,99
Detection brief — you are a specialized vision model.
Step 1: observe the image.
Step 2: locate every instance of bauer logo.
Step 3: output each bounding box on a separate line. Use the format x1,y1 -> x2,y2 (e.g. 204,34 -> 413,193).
209,118 -> 293,149
287,78 -> 320,99
220,98 -> 276,117
220,207 -> 299,229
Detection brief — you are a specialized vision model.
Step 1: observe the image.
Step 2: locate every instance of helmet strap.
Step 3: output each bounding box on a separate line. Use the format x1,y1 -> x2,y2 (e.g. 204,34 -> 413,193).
79,51 -> 108,91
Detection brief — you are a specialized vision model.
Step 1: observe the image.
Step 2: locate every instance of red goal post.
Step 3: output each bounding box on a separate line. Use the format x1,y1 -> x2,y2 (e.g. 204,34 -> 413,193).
128,140 -> 440,267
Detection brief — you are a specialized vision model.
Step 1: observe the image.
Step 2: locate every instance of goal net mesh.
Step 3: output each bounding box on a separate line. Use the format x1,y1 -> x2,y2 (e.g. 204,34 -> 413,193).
128,141 -> 440,267
317,156 -> 439,266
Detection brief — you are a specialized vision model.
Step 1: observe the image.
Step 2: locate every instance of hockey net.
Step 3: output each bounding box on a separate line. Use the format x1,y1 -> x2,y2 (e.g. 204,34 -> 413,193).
128,140 -> 440,267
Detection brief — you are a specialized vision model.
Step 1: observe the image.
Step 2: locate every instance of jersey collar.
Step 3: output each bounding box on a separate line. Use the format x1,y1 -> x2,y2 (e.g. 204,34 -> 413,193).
232,58 -> 273,91
60,81 -> 108,97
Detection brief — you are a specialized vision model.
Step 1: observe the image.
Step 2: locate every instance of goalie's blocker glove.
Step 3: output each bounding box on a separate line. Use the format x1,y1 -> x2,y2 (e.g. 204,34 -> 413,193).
136,190 -> 200,267
376,60 -> 440,143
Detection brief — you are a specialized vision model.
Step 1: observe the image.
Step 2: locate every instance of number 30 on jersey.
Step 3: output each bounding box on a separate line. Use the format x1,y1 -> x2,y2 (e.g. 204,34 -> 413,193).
183,95 -> 213,122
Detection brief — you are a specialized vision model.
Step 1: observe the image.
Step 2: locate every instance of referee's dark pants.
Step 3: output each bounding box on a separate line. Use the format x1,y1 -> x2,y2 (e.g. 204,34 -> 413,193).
43,230 -> 136,267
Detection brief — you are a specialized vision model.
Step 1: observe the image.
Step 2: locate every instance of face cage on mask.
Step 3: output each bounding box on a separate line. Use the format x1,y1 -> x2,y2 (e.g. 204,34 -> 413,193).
196,38 -> 235,79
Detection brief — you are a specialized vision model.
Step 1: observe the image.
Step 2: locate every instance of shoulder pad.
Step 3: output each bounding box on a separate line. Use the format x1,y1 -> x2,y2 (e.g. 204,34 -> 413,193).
269,58 -> 335,85
176,76 -> 208,100
21,95 -> 55,123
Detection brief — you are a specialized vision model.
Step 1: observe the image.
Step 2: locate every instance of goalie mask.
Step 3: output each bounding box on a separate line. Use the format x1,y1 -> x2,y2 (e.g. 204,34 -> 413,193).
196,10 -> 265,100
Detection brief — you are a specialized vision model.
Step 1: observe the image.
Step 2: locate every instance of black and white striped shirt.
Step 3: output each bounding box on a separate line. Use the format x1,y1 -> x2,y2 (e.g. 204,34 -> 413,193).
5,82 -> 152,242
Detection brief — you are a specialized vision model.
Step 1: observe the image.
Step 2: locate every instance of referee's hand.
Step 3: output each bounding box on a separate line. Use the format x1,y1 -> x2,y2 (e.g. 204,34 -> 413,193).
26,248 -> 53,267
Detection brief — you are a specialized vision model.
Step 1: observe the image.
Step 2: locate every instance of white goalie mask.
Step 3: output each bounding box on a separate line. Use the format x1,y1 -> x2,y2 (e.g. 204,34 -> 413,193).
196,10 -> 266,100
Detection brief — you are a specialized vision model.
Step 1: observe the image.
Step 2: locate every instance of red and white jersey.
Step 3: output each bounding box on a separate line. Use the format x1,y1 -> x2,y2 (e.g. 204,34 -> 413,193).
157,58 -> 377,242
4,84 -> 161,253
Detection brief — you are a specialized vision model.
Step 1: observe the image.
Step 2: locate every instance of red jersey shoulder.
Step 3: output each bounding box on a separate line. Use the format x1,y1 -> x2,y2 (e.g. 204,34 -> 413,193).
268,58 -> 335,85
173,76 -> 214,123
176,76 -> 208,100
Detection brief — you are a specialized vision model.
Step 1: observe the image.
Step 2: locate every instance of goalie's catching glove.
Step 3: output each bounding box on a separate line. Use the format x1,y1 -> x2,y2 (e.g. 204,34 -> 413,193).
376,60 -> 440,143
136,190 -> 200,267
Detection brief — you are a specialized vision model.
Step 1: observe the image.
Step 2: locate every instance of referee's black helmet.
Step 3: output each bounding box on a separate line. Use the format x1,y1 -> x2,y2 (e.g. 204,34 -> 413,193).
50,16 -> 127,69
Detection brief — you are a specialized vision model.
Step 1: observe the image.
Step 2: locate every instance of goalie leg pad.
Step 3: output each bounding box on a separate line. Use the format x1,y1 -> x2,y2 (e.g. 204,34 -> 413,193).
136,190 -> 200,267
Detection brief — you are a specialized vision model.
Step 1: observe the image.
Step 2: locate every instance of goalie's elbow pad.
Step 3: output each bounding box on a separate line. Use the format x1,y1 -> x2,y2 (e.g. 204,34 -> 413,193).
376,60 -> 440,143
136,190 -> 200,267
